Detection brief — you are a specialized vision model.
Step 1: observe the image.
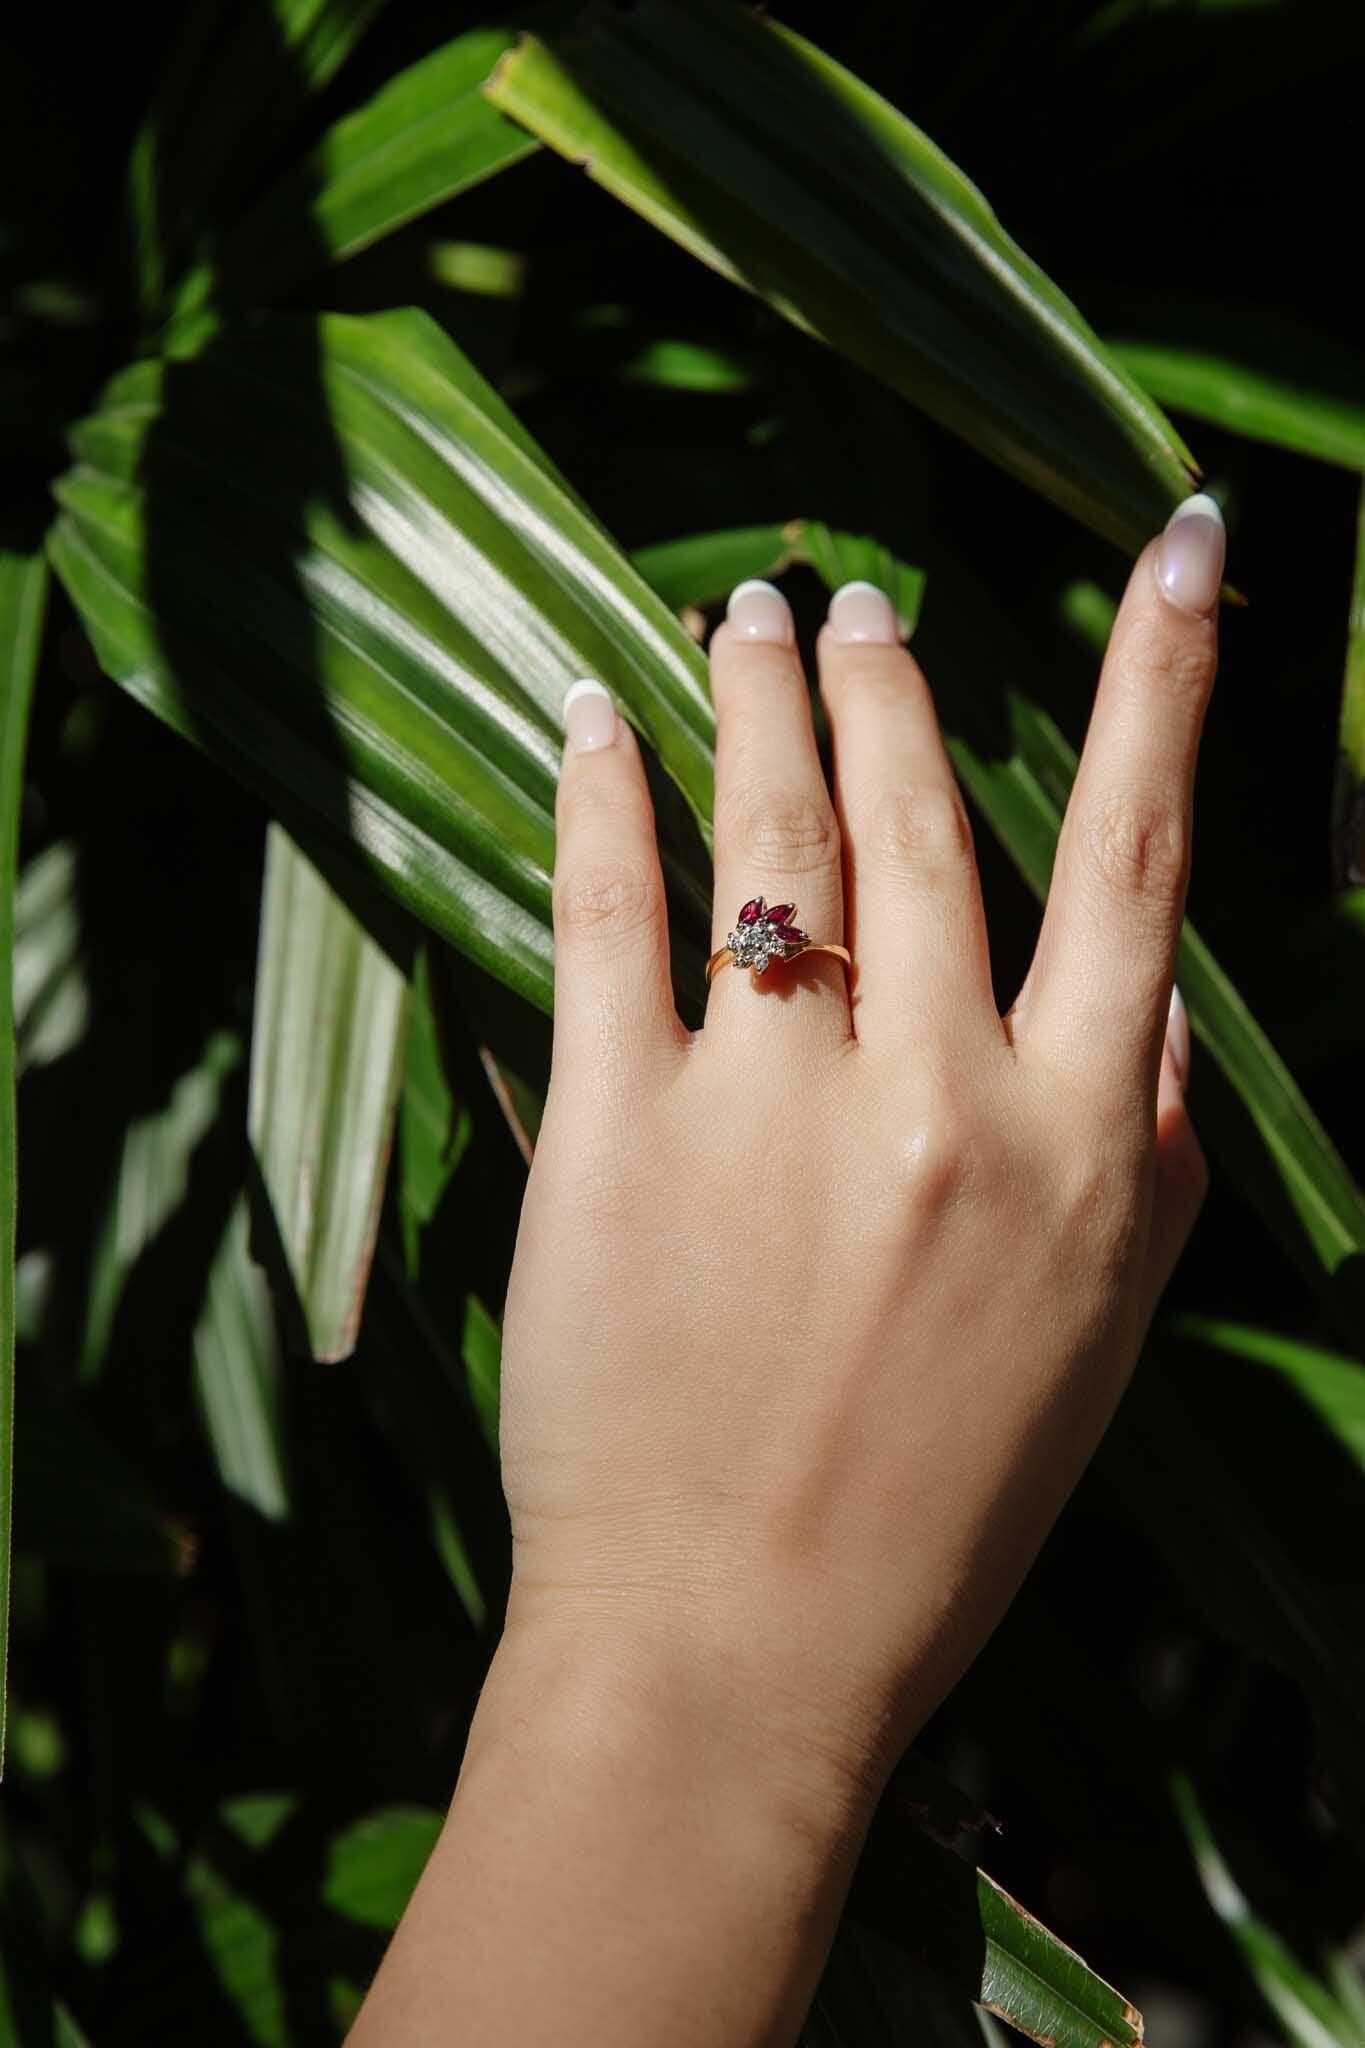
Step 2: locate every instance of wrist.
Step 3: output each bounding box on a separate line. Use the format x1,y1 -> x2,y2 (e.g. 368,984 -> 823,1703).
469,1594 -> 887,1869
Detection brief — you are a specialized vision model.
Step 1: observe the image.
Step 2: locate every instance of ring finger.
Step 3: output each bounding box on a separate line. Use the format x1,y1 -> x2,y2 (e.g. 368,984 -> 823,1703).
706,580 -> 849,1046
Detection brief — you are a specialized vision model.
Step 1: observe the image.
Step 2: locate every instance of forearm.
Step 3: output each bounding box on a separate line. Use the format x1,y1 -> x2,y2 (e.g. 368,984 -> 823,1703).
348,1612 -> 879,2047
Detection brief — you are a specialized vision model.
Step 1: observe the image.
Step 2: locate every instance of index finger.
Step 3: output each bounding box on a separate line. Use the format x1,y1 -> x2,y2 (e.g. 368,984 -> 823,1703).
1011,494 -> 1225,1089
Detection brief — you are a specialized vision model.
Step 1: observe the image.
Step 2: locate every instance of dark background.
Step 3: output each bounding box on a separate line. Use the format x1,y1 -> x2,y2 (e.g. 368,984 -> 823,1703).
3,2 -> 1363,2040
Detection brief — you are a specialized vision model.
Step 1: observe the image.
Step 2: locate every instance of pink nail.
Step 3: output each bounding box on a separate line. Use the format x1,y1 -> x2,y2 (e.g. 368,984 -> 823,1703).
726,579 -> 794,645
1155,494 -> 1225,617
1165,983 -> 1191,1088
563,678 -> 617,752
827,581 -> 898,645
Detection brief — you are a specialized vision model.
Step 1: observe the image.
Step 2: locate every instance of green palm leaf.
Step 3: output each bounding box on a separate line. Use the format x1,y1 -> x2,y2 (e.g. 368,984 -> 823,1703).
193,1198 -> 290,1523
1173,1314 -> 1365,1466
249,826 -> 407,1364
485,0 -> 1198,552
1113,336 -> 1365,471
0,547 -> 47,1771
182,28 -> 539,310
49,307 -> 715,1014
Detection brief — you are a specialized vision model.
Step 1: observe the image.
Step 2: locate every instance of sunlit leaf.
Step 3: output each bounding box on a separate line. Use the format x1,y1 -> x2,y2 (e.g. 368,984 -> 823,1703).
179,28 -> 539,312
324,1806 -> 441,1930
852,1812 -> 1143,2048
50,307 -> 715,1013
79,1032 -> 240,1381
249,826 -> 407,1363
487,0 -> 1197,551
12,841 -> 87,1076
192,1197 -> 290,1521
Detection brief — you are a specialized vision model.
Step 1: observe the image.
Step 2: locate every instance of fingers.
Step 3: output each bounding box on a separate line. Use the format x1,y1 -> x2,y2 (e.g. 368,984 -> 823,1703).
551,681 -> 683,1085
1013,494 -> 1225,1089
816,583 -> 997,1046
706,582 -> 849,1044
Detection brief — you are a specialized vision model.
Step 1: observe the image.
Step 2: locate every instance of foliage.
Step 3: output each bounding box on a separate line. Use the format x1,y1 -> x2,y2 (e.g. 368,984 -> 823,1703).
2,0 -> 1363,2040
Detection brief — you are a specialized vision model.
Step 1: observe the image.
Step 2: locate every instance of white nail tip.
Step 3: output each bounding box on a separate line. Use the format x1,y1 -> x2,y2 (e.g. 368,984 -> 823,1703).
563,677 -> 611,712
829,580 -> 888,604
727,579 -> 784,613
1167,491 -> 1224,530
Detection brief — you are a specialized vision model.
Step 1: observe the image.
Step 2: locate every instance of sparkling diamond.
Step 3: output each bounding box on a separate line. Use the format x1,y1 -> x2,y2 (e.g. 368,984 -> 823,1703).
729,920 -> 799,973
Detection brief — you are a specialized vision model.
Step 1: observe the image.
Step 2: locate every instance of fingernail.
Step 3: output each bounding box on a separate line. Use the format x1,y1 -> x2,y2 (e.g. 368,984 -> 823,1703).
727,579 -> 794,645
1155,493 -> 1225,617
1165,983 -> 1191,1089
563,678 -> 617,752
827,580 -> 898,645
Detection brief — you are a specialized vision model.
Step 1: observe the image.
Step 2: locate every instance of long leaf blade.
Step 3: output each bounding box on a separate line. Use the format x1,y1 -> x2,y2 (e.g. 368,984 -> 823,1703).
195,29 -> 539,306
1112,337 -> 1365,472
1334,477 -> 1365,886
853,1812 -> 1142,2048
192,1197 -> 290,1519
249,826 -> 407,1363
0,547 -> 47,1773
486,2 -> 1197,551
50,308 -> 715,1014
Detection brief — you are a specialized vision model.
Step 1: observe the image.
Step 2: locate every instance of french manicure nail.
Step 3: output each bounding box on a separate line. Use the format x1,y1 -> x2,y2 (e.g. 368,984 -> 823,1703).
563,677 -> 617,752
1155,493 -> 1225,617
727,578 -> 794,645
1165,983 -> 1191,1088
827,580 -> 899,645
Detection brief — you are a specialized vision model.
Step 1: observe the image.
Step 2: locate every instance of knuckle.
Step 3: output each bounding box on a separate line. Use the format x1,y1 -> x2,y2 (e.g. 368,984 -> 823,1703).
1052,1118 -> 1146,1256
1078,790 -> 1187,903
554,858 -> 660,947
1122,618 -> 1214,702
721,779 -> 840,877
866,782 -> 973,878
893,1095 -> 982,1214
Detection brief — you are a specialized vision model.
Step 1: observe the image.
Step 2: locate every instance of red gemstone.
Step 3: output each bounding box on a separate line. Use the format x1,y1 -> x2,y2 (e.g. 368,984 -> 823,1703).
776,925 -> 807,944
737,897 -> 764,925
764,902 -> 795,925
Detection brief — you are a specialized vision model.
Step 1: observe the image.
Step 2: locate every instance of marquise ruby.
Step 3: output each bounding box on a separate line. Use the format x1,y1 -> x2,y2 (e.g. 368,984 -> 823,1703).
764,902 -> 795,925
776,925 -> 807,944
737,897 -> 764,925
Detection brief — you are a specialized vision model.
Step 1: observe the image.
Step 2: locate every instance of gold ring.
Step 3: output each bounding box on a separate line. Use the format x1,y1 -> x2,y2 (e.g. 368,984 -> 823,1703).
705,896 -> 852,985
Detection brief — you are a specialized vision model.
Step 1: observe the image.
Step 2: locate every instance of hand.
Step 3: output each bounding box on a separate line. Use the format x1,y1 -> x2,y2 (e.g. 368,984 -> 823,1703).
500,499 -> 1221,1790
352,497 -> 1224,2047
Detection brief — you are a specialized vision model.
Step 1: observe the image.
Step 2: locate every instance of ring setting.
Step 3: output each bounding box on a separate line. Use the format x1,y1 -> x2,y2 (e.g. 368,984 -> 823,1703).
706,897 -> 852,985
727,896 -> 809,973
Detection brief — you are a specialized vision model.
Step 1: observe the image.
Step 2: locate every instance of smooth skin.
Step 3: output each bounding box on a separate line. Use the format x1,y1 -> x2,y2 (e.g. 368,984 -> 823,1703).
351,496 -> 1224,2047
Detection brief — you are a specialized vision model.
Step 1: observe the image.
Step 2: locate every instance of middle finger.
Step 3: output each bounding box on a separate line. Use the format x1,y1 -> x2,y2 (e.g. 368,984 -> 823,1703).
705,581 -> 850,1048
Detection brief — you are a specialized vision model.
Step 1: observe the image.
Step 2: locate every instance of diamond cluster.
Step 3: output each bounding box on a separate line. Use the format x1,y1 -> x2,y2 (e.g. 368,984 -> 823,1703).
726,895 -> 808,974
728,921 -> 792,973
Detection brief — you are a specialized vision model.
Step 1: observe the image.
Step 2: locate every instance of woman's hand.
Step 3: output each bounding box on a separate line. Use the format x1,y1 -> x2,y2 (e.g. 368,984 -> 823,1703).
352,496 -> 1224,2047
502,498 -> 1219,1759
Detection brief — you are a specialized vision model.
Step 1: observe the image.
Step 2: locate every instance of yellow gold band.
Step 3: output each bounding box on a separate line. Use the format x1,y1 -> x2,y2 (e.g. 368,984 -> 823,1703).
706,941 -> 852,987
